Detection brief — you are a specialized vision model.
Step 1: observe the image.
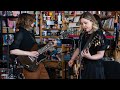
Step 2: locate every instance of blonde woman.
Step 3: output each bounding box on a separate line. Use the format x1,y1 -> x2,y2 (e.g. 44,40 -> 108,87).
68,12 -> 107,79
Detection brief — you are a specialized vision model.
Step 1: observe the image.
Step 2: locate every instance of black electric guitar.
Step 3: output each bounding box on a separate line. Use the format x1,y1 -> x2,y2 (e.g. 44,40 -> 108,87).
73,32 -> 102,79
17,30 -> 70,72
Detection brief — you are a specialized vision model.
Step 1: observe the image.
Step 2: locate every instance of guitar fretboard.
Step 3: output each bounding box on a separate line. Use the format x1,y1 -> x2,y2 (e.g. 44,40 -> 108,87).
37,30 -> 80,54
82,32 -> 96,50
37,42 -> 53,54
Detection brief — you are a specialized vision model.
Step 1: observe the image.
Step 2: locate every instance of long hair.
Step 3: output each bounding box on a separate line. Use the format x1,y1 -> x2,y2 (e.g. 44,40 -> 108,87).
80,12 -> 99,31
16,13 -> 34,30
93,14 -> 103,29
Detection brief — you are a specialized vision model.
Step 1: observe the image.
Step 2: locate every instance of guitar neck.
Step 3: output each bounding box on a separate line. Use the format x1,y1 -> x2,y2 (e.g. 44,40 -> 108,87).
38,42 -> 53,54
37,30 -> 77,54
82,32 -> 96,51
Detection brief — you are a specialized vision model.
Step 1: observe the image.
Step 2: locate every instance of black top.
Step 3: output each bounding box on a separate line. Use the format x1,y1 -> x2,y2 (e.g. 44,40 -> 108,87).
10,26 -> 37,51
10,26 -> 37,60
79,29 -> 108,79
80,29 -> 108,55
10,27 -> 46,61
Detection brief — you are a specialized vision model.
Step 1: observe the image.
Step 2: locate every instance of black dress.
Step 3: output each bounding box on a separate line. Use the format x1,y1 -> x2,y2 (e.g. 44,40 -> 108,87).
79,29 -> 108,79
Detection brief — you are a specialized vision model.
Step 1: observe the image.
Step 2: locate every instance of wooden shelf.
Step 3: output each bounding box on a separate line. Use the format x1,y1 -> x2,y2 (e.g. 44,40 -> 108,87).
54,46 -> 62,48
104,28 -> 114,31
2,28 -> 15,33
41,36 -> 59,38
42,28 -> 61,30
35,36 -> 40,38
65,14 -> 81,16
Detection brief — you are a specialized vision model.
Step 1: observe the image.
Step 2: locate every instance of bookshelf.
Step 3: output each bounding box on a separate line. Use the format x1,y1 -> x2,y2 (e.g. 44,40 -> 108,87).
0,11 -> 20,71
0,16 -> 2,60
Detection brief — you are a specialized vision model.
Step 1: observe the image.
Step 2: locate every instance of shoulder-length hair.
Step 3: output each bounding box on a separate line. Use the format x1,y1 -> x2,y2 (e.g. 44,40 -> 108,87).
80,12 -> 99,31
16,13 -> 34,30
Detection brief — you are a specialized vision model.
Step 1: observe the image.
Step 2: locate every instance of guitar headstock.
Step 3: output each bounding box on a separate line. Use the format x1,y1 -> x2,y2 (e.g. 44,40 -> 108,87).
59,29 -> 80,39
48,40 -> 57,47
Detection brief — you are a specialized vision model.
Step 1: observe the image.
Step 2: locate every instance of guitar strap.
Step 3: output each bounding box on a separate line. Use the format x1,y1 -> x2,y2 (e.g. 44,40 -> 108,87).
82,31 -> 96,50
78,31 -> 96,79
